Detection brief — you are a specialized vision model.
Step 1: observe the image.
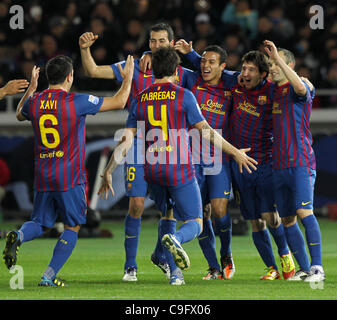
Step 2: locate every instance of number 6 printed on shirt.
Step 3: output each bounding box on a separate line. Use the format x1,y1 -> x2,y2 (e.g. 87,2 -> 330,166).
39,114 -> 60,149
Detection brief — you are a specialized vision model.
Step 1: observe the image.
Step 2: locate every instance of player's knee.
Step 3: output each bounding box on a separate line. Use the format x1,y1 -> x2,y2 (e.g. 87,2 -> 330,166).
281,215 -> 297,227
251,219 -> 266,232
210,199 -> 228,218
203,203 -> 212,219
64,225 -> 81,233
129,197 -> 145,218
262,211 -> 281,228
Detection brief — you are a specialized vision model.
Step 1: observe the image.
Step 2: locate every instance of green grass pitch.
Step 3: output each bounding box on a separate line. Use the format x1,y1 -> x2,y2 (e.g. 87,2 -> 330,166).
0,218 -> 336,300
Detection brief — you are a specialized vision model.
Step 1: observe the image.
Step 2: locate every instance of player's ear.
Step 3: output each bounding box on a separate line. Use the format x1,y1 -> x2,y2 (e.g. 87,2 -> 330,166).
220,62 -> 226,72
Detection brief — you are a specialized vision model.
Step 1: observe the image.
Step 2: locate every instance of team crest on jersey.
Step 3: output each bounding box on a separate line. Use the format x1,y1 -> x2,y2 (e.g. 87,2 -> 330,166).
282,87 -> 289,96
224,90 -> 231,97
257,95 -> 267,105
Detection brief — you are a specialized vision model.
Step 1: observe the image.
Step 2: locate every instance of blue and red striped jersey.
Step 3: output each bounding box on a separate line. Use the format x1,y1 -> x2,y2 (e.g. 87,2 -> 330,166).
111,57 -> 191,164
272,81 -> 315,170
184,71 -> 236,165
111,58 -> 190,111
21,89 -> 103,192
126,82 -> 205,186
229,80 -> 275,165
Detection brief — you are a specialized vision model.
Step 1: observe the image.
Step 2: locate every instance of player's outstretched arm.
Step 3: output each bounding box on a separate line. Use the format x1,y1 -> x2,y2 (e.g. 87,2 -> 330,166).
99,55 -> 134,111
0,79 -> 29,99
264,40 -> 307,96
194,120 -> 258,173
79,32 -> 116,79
97,127 -> 136,199
16,66 -> 40,121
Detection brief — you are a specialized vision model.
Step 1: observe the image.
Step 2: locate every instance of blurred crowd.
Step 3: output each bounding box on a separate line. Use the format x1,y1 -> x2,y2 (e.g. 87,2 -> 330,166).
0,0 -> 336,107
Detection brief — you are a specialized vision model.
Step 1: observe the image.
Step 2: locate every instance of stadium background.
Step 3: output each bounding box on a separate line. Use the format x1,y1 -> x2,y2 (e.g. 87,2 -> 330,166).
0,0 -> 337,228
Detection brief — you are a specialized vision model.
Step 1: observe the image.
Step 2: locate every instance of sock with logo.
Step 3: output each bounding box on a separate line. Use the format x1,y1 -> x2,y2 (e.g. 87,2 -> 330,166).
198,218 -> 221,270
284,222 -> 310,272
268,224 -> 289,256
44,229 -> 78,279
175,220 -> 201,244
18,221 -> 44,243
301,214 -> 322,266
252,229 -> 277,269
124,214 -> 141,270
214,214 -> 232,258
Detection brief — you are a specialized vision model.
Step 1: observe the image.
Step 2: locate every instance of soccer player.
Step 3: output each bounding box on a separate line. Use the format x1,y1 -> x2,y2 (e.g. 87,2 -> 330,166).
264,40 -> 325,282
2,54 -> 134,286
98,46 -> 258,285
0,79 -> 29,99
79,23 -> 192,281
172,43 -> 237,280
181,42 -> 296,280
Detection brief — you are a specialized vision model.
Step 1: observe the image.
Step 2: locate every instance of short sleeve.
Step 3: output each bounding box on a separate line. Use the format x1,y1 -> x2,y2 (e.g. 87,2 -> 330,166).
20,96 -> 32,120
126,98 -> 137,129
73,93 -> 104,116
289,80 -> 310,103
181,68 -> 199,90
111,61 -> 126,83
183,90 -> 205,126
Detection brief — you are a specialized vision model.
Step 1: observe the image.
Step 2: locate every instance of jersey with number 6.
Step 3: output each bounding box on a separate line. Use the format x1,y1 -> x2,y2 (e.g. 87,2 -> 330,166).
21,88 -> 103,192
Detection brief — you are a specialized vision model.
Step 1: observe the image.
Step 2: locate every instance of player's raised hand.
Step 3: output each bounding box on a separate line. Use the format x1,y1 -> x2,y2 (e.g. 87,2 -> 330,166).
98,171 -> 115,200
2,79 -> 29,96
139,53 -> 152,73
233,148 -> 258,174
117,55 -> 134,81
79,32 -> 98,49
174,39 -> 193,54
29,65 -> 40,92
263,40 -> 279,60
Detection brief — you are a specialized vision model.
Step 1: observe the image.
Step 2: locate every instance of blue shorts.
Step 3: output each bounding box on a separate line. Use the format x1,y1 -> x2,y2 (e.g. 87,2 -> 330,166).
231,161 -> 276,220
124,163 -> 148,197
273,166 -> 316,217
31,184 -> 87,228
148,179 -> 203,222
195,163 -> 231,205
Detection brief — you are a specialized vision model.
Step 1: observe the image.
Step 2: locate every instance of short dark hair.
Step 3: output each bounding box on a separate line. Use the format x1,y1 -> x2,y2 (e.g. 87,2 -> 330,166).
278,48 -> 296,66
152,47 -> 180,79
46,55 -> 73,85
241,50 -> 269,78
203,45 -> 228,64
150,23 -> 174,42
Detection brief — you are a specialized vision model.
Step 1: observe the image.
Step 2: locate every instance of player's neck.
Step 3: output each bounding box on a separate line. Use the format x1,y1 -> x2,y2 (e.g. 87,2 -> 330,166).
154,75 -> 176,84
48,84 -> 69,92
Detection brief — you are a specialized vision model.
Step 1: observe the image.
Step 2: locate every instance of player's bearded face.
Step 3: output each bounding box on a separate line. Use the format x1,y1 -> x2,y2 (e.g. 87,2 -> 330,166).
241,61 -> 265,90
149,30 -> 173,52
200,51 -> 224,85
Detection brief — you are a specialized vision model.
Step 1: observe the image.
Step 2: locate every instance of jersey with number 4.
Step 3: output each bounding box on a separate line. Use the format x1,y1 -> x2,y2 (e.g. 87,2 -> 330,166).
126,82 -> 205,186
21,88 -> 103,192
